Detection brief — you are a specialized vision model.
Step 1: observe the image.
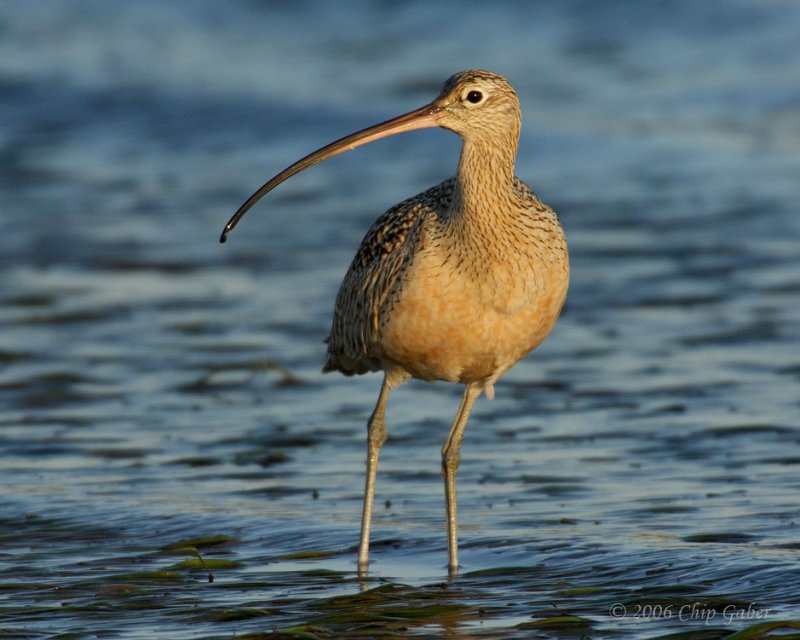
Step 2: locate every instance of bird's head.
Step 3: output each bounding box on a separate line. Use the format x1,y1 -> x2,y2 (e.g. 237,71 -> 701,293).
220,70 -> 520,242
430,70 -> 521,140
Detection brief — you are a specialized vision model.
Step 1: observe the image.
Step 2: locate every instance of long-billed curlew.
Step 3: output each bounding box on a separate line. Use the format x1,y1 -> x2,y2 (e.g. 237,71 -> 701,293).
221,70 -> 569,573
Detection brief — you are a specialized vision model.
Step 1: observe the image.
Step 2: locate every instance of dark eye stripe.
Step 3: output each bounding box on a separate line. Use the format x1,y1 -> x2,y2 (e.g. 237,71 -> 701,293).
466,90 -> 483,104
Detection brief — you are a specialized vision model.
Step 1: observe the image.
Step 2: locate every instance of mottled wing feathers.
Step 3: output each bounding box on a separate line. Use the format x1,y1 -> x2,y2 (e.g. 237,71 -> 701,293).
323,179 -> 455,374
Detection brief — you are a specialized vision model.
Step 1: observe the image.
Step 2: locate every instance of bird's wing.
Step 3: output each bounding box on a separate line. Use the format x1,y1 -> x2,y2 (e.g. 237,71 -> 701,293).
323,178 -> 455,375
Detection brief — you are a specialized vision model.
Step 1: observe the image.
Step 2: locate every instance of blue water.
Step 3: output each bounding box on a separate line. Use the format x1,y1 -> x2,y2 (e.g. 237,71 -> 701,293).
1,1 -> 800,638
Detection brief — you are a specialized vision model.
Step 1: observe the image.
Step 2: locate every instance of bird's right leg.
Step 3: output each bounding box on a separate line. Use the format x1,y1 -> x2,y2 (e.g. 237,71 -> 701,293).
357,374 -> 391,570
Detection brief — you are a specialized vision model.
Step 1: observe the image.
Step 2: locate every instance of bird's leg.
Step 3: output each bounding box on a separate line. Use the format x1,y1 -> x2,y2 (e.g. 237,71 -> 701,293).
357,375 -> 391,571
441,383 -> 482,574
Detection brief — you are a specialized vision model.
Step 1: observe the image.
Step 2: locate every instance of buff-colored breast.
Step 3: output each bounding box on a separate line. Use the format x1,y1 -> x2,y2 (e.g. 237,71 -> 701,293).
378,239 -> 568,387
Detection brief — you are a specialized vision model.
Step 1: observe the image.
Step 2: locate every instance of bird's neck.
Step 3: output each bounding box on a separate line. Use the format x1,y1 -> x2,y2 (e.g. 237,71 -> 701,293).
450,132 -> 520,233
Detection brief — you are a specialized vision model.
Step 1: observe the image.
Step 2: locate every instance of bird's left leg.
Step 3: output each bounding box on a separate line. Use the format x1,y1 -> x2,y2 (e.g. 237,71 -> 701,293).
441,382 -> 482,574
357,374 -> 392,570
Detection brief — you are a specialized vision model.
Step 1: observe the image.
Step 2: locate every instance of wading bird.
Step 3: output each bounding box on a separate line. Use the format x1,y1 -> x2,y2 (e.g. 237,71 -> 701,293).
221,70 -> 569,573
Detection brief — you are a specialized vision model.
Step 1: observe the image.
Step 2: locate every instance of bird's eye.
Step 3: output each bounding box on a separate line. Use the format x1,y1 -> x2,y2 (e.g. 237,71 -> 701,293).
465,90 -> 483,104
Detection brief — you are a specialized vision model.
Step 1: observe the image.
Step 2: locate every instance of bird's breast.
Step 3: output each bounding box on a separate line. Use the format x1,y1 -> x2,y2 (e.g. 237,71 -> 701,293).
378,241 -> 568,385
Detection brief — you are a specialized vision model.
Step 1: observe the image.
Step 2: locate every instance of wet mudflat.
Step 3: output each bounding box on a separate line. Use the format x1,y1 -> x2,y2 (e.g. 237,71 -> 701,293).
1,1 -> 799,638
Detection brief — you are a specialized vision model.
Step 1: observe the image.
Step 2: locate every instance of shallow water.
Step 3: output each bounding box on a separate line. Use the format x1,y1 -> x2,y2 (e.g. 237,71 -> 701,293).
2,0 -> 800,638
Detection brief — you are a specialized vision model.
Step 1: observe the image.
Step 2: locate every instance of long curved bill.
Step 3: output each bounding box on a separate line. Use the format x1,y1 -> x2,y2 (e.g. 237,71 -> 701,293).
220,102 -> 444,243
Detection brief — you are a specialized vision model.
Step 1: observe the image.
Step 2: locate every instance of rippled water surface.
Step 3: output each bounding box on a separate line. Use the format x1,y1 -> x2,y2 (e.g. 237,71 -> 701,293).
2,1 -> 800,638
